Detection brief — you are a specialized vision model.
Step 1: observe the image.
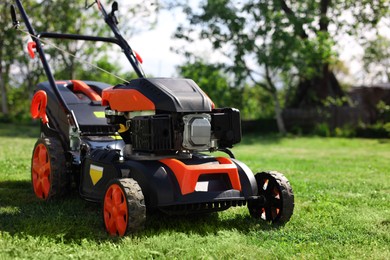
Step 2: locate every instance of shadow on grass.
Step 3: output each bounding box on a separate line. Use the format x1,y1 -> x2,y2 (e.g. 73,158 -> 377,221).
143,210 -> 278,238
0,180 -> 109,242
0,180 -> 279,243
0,123 -> 40,138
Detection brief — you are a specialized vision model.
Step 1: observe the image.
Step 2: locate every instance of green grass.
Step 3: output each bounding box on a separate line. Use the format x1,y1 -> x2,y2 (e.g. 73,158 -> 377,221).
0,123 -> 389,259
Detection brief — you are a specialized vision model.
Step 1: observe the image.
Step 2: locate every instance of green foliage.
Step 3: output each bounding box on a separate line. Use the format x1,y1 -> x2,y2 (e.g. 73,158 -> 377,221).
76,55 -> 138,85
363,34 -> 390,82
5,87 -> 32,122
322,96 -> 354,107
376,100 -> 390,122
170,0 -> 390,127
1,124 -> 390,258
384,122 -> 390,133
0,1 -> 29,117
240,85 -> 275,120
313,123 -> 332,137
311,122 -> 390,138
172,0 -> 355,87
1,0 -> 105,119
1,0 -> 158,122
356,122 -> 390,138
36,0 -> 114,79
333,125 -> 357,138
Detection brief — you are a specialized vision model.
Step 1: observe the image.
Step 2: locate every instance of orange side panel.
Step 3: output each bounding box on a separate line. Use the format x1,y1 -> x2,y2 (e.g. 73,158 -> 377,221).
160,157 -> 242,195
55,81 -> 68,85
102,88 -> 155,112
70,80 -> 102,102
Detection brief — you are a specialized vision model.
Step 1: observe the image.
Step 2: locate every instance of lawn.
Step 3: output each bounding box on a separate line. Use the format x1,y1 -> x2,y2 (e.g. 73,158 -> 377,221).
0,123 -> 389,259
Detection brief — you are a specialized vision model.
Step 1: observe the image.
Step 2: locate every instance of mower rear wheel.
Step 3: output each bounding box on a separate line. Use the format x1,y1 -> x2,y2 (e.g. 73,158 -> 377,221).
248,171 -> 294,225
31,137 -> 69,200
103,178 -> 146,236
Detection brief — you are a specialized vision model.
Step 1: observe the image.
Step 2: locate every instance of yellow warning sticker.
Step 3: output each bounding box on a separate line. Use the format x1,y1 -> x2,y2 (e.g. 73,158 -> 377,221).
90,164 -> 103,185
93,111 -> 106,118
109,135 -> 123,140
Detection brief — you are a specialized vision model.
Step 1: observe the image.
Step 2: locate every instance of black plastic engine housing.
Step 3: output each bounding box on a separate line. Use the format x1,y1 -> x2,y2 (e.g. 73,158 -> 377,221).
125,108 -> 241,153
211,108 -> 242,148
130,115 -> 177,152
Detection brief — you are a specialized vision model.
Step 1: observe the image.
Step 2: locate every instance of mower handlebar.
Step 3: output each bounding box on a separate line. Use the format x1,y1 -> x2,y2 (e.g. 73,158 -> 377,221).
95,0 -> 145,78
13,0 -> 73,120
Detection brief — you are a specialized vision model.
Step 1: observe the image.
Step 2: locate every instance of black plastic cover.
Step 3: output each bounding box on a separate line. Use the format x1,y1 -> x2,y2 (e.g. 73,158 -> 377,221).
80,149 -> 121,201
211,108 -> 242,147
113,78 -> 214,112
37,80 -> 116,141
131,115 -> 174,152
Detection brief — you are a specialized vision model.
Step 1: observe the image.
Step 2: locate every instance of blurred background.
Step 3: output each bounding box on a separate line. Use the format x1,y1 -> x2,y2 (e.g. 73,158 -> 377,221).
1,0 -> 389,137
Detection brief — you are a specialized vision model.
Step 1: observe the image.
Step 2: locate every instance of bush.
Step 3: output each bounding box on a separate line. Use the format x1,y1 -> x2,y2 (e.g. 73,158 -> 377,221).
356,123 -> 390,138
308,122 -> 390,138
0,115 -> 12,123
313,122 -> 331,137
334,124 -> 356,138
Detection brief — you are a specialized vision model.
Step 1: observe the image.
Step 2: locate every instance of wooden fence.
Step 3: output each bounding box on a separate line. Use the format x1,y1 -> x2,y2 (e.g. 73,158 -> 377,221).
282,107 -> 370,131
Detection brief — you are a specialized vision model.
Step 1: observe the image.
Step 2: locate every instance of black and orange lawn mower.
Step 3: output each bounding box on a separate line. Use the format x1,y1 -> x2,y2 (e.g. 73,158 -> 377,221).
12,0 -> 294,236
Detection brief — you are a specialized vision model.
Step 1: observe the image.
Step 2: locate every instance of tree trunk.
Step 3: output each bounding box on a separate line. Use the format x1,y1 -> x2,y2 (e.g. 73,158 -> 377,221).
272,91 -> 286,135
281,0 -> 344,109
263,64 -> 287,134
0,72 -> 9,116
287,71 -> 344,108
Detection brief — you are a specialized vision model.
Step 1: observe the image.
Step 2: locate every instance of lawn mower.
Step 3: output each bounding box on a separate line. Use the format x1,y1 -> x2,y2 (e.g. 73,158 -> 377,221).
12,0 -> 294,236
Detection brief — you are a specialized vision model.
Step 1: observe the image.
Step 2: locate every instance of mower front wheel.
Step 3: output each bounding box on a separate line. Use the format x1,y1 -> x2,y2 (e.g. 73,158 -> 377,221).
103,178 -> 146,236
31,137 -> 69,200
248,171 -> 294,225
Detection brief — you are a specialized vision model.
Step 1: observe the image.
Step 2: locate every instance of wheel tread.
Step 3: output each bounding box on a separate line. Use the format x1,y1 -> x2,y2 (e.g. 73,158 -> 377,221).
248,171 -> 294,225
103,178 -> 146,236
31,137 -> 70,200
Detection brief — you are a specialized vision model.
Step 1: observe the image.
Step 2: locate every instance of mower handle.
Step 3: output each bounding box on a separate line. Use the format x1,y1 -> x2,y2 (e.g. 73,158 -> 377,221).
10,5 -> 20,28
95,0 -> 145,78
13,0 -> 145,120
13,0 -> 73,119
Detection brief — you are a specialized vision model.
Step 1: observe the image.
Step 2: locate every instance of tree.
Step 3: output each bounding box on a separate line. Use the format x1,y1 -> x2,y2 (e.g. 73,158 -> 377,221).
170,0 -> 390,133
36,0 -> 144,80
1,0 -> 157,121
0,1 -> 27,117
1,0 -> 102,118
37,0 -> 158,80
363,34 -> 390,84
77,55 -> 138,85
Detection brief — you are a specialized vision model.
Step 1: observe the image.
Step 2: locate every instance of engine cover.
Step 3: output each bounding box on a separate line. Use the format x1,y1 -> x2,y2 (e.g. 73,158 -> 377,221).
102,78 -> 214,113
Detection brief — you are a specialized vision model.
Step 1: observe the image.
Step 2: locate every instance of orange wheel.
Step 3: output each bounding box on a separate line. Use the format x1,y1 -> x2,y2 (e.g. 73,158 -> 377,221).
103,178 -> 146,236
31,137 -> 69,200
32,143 -> 51,199
248,171 -> 294,225
104,184 -> 129,236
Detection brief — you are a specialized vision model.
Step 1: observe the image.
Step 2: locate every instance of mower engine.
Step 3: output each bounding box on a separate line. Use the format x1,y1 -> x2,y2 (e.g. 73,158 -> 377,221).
103,77 -> 241,156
